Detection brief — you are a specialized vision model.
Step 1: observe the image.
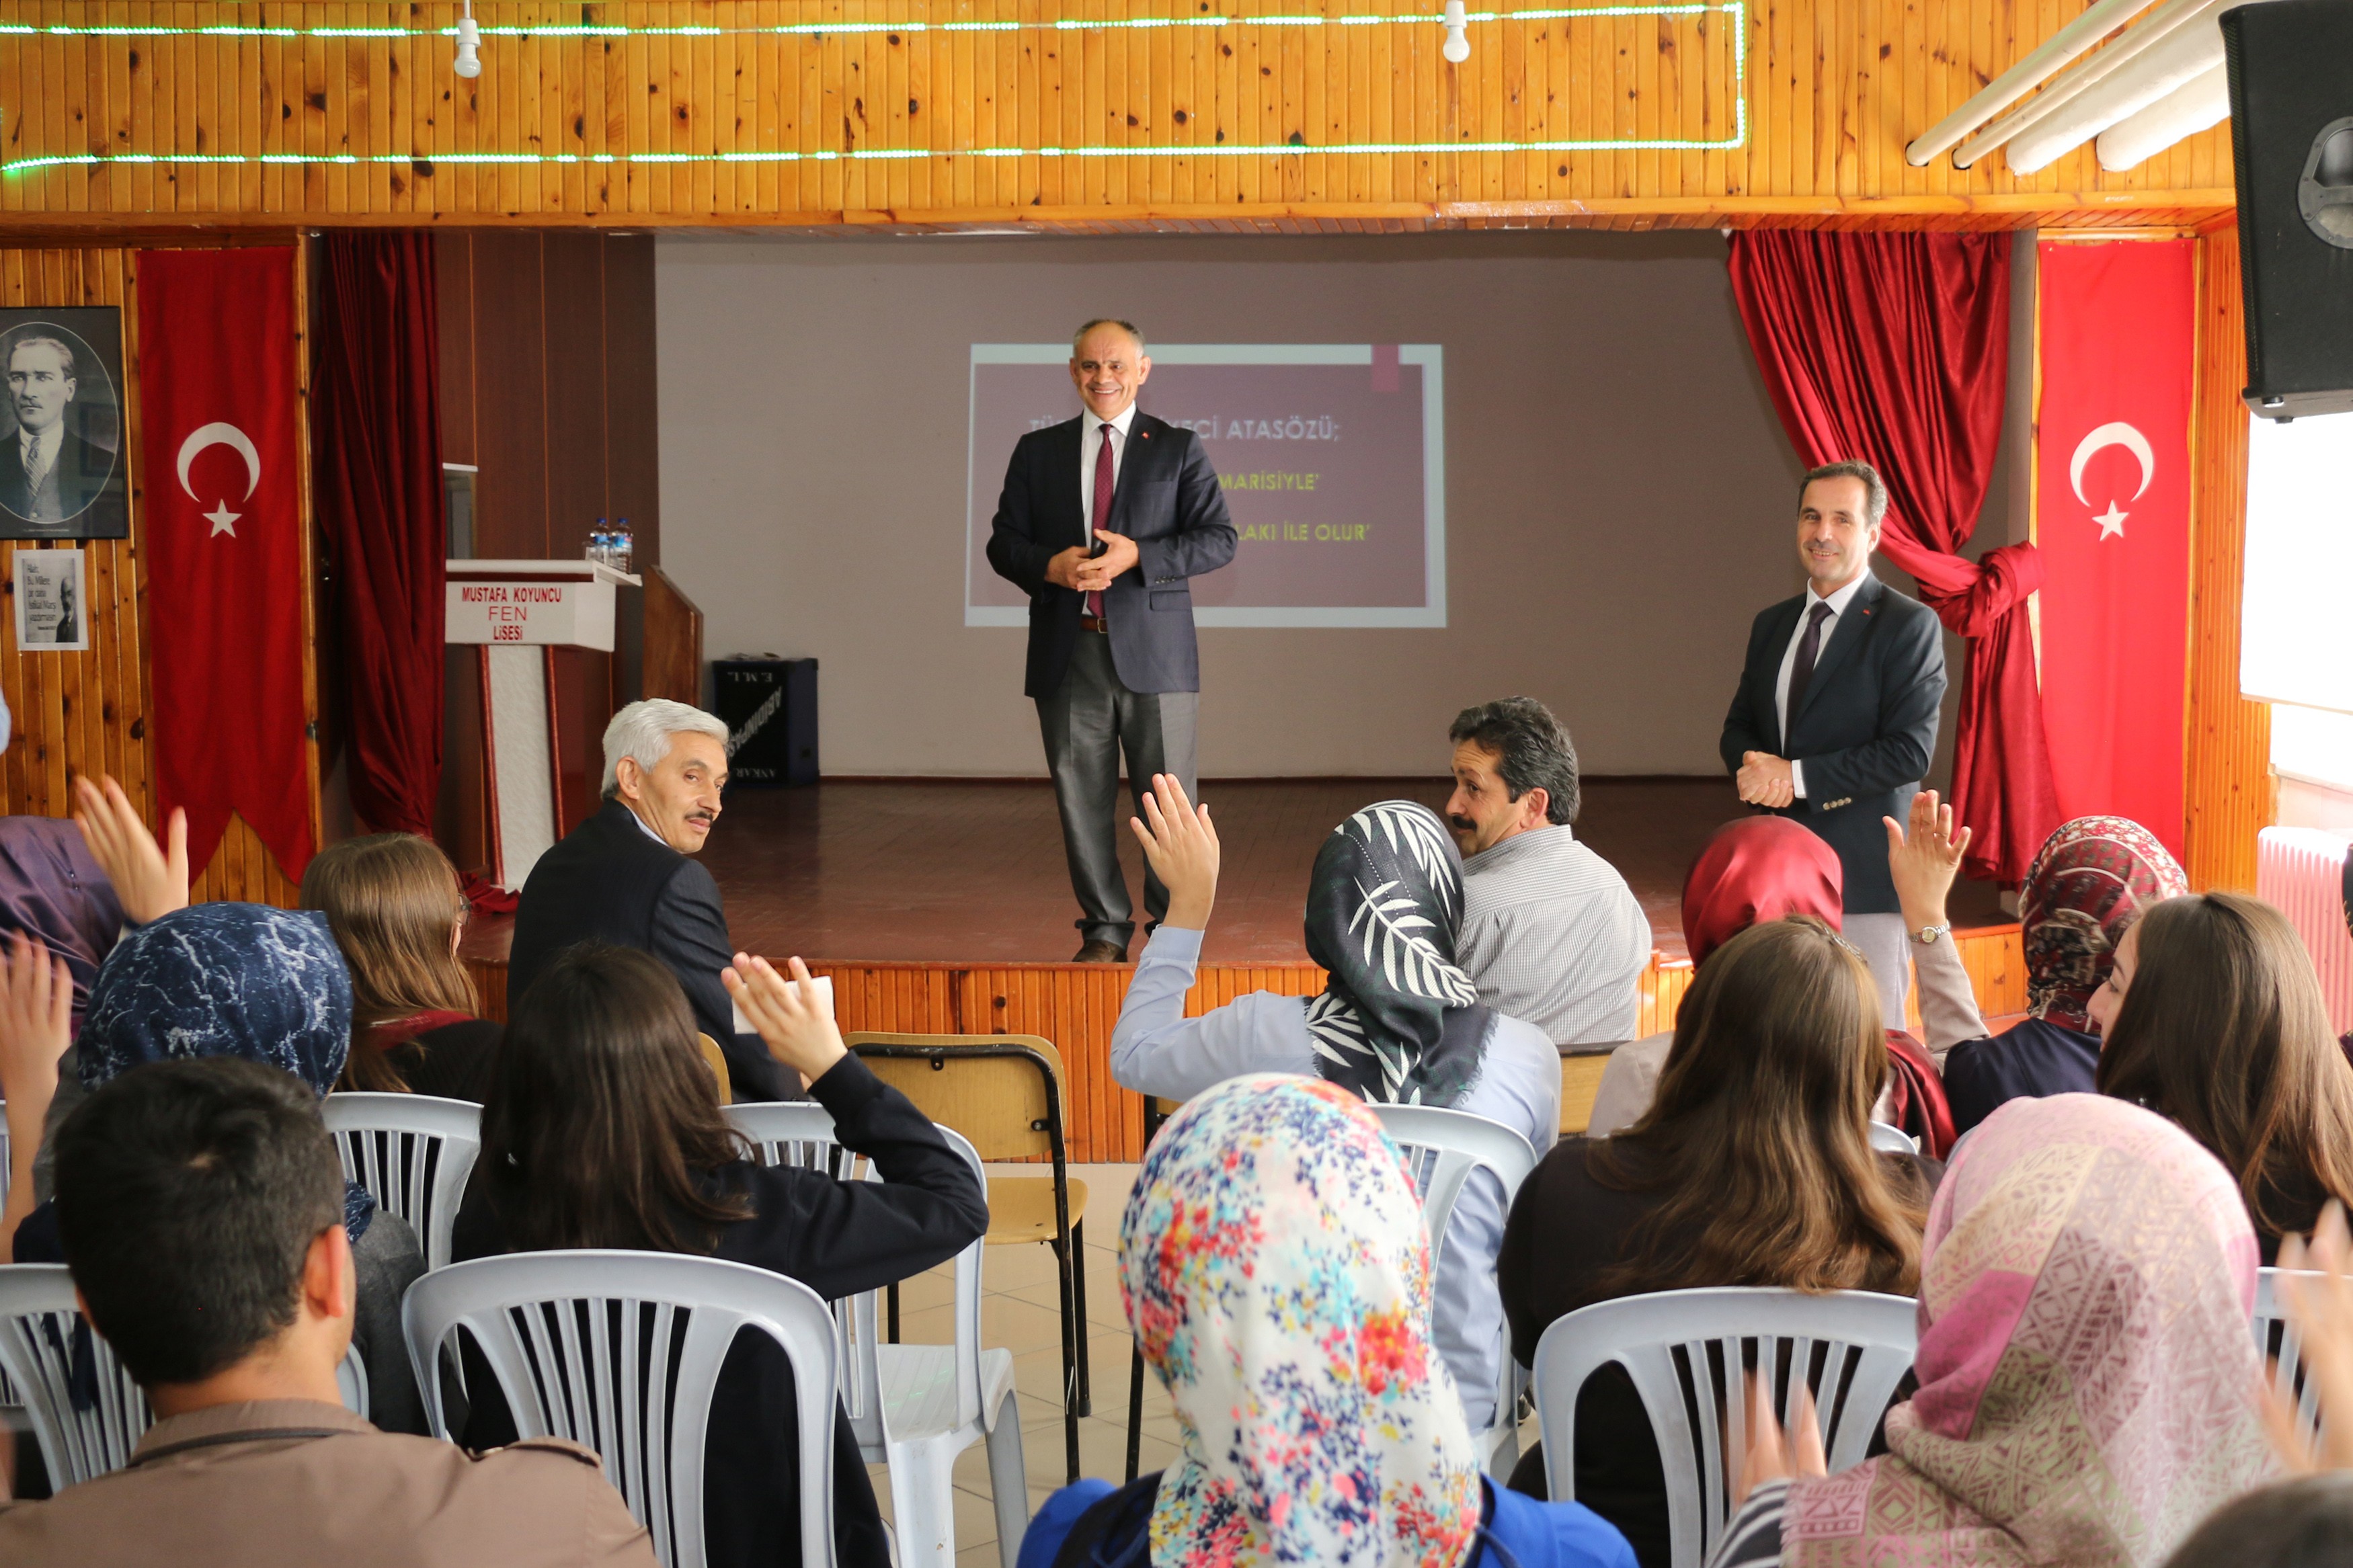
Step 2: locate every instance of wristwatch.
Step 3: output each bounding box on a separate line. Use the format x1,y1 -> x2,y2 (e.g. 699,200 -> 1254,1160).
1911,922 -> 1951,946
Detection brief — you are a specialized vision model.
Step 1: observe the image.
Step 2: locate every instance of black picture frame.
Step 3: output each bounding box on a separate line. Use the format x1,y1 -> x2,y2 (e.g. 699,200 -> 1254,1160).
0,308 -> 130,540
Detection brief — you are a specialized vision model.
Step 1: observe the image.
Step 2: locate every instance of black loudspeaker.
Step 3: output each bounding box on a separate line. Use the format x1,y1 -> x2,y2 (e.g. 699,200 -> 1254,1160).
712,657 -> 819,788
2223,0 -> 2353,419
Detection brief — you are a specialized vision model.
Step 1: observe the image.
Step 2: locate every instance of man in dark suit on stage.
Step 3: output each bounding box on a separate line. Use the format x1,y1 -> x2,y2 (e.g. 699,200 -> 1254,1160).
1,335 -> 116,528
508,698 -> 787,1100
986,319 -> 1237,962
1720,460 -> 1947,1028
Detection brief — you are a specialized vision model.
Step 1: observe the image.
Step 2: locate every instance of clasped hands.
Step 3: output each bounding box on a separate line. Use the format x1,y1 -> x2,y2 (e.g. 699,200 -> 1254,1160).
1737,750 -> 1796,809
1045,530 -> 1141,596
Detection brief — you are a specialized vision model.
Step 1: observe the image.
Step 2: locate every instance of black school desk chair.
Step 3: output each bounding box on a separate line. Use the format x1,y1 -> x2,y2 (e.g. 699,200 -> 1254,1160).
846,1032 -> 1092,1483
1124,1093 -> 1181,1482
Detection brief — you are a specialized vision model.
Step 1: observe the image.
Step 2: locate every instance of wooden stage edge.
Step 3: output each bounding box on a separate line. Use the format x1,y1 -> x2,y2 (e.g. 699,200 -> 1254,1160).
473,925 -> 2026,1163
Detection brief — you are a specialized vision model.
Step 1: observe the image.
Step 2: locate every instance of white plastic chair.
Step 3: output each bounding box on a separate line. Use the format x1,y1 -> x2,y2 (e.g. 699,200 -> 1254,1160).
0,1263 -> 370,1487
322,1092 -> 483,1271
403,1249 -> 840,1568
725,1102 -> 1026,1568
2258,1266 -> 2323,1455
1866,1121 -> 1919,1155
1370,1103 -> 1540,1477
1533,1286 -> 1919,1568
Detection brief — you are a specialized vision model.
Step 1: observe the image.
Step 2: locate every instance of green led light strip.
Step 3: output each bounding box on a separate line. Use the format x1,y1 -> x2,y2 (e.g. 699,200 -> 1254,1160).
0,0 -> 1742,173
0,3 -> 1728,39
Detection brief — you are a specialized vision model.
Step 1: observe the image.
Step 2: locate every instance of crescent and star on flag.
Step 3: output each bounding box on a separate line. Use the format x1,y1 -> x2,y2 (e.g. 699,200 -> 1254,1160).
173,421 -> 263,537
2068,421 -> 2155,542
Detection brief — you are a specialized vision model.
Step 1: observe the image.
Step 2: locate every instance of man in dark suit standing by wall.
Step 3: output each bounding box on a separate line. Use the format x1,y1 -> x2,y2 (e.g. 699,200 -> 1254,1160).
1720,460 -> 1947,1028
987,319 -> 1237,962
0,335 -> 116,528
508,698 -> 786,1099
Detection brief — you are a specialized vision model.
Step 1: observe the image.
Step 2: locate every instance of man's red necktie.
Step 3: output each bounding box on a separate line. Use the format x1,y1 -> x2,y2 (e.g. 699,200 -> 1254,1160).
1087,423 -> 1115,620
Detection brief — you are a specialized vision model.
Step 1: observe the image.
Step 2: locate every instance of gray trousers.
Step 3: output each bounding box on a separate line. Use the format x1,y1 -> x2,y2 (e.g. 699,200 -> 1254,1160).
1845,911 -> 1913,1032
1037,630 -> 1199,948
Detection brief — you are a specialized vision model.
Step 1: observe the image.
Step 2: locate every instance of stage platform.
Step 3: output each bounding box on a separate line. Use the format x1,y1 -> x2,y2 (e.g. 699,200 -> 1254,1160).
465,778 -> 2024,1159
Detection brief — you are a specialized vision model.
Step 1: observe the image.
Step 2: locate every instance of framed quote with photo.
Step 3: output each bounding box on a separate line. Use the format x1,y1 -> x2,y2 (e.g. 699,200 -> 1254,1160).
15,547 -> 88,651
0,308 -> 130,540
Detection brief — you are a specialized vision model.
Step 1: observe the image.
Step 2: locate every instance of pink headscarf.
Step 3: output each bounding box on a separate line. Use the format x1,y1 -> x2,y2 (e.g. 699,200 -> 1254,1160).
1782,1094 -> 2277,1568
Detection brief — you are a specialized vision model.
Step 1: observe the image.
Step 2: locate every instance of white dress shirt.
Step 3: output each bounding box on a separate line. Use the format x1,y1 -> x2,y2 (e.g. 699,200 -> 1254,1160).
1773,571 -> 1870,800
1109,924 -> 1560,1434
1078,403 -> 1136,540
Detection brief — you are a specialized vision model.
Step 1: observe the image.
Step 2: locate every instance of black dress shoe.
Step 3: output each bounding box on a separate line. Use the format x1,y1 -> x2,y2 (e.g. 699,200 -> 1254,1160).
1072,939 -> 1129,963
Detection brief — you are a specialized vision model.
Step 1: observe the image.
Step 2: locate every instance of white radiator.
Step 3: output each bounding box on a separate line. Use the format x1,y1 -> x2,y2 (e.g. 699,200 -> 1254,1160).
2257,826 -> 2353,1036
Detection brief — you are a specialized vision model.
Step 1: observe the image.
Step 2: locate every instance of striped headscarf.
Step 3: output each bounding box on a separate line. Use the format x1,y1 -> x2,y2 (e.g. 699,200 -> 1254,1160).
1302,800 -> 1495,1107
1782,1094 -> 2276,1568
2020,817 -> 2188,1031
1121,1073 -> 1482,1568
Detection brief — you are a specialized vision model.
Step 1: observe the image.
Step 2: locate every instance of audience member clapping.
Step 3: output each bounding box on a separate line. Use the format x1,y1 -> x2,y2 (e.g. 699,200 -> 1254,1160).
1712,1094 -> 2276,1568
1019,1073 -> 1636,1568
1497,914 -> 1936,1566
1585,810 -> 1952,1154
1940,816 -> 2188,1136
1,904 -> 430,1436
302,832 -> 500,1100
452,942 -> 987,1568
2093,892 -> 2353,1262
0,1056 -> 657,1567
1111,775 -> 1560,1436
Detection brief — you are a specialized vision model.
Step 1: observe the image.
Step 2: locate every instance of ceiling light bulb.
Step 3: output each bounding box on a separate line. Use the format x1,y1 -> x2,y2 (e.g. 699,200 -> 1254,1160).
454,8 -> 482,77
1442,0 -> 1470,63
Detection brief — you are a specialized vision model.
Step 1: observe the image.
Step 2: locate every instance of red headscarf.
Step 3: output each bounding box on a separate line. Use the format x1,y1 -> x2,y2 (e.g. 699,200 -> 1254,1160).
1681,817 -> 1955,1157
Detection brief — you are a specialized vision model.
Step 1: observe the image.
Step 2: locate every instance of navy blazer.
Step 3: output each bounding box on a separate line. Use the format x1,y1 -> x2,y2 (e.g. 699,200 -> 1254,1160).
985,411 -> 1238,698
1718,573 -> 1946,915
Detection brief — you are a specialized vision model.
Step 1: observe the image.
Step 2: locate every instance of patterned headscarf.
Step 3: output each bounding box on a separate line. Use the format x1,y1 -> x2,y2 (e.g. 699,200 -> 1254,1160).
1782,1094 -> 2276,1568
79,903 -> 373,1239
1302,801 -> 1495,1107
2020,817 -> 2188,1030
1120,1073 -> 1482,1568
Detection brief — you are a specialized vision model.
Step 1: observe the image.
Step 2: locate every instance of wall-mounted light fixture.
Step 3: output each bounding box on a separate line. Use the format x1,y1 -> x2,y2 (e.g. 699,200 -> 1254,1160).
1442,0 -> 1470,62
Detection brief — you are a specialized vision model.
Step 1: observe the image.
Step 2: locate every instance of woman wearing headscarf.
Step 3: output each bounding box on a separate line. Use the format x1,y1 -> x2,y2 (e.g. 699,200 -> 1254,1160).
0,903 -> 430,1434
1019,1073 -> 1636,1568
1938,815 -> 2188,1137
1110,776 -> 1561,1440
1585,809 -> 1953,1156
1709,1093 -> 2278,1568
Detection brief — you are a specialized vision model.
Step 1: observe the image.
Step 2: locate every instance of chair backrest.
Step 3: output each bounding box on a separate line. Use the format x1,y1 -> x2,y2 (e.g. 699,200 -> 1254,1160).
1533,1286 -> 1919,1568
846,1034 -> 1068,1166
1558,1044 -> 1624,1137
1369,1104 -> 1540,1251
0,1264 -> 151,1487
403,1249 -> 840,1568
1866,1121 -> 1920,1155
695,1033 -> 732,1103
721,1102 -> 991,1440
2258,1266 -> 2323,1455
321,1092 -> 483,1272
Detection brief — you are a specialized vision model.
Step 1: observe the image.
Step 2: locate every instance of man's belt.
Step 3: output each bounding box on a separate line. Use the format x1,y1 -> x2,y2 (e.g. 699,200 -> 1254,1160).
1079,614 -> 1109,633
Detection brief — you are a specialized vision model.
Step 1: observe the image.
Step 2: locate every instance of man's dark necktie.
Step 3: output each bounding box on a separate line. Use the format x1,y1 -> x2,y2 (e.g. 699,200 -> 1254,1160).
1786,602 -> 1834,730
1086,423 -> 1115,620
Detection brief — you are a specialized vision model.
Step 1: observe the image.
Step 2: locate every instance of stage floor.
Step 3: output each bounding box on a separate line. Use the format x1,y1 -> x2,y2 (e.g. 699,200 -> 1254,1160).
694,777 -> 2009,965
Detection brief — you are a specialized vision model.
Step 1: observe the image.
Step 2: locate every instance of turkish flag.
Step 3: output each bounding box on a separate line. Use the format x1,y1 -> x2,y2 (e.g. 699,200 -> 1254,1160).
138,248 -> 313,880
2035,240 -> 2195,858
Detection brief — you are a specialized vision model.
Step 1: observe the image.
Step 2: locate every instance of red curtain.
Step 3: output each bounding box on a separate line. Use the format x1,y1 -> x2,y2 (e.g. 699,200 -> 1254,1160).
313,233 -> 446,838
1728,230 -> 2059,886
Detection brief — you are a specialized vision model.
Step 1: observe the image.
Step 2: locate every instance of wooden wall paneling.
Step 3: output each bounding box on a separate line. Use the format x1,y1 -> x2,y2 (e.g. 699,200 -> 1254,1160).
2184,225 -> 2272,893
435,233 -> 478,469
642,566 -> 703,704
541,231 -> 609,561
469,230 -> 551,558
602,234 -> 660,565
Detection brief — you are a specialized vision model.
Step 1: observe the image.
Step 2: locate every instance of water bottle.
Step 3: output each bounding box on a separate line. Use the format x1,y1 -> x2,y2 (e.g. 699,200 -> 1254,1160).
588,520 -> 610,567
614,520 -> 634,577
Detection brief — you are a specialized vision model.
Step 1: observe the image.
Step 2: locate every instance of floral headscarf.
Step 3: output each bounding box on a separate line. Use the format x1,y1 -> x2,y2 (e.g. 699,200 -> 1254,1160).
1120,1073 -> 1482,1568
1303,801 -> 1495,1107
80,903 -> 373,1240
2020,817 -> 2188,1030
1782,1094 -> 2276,1568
